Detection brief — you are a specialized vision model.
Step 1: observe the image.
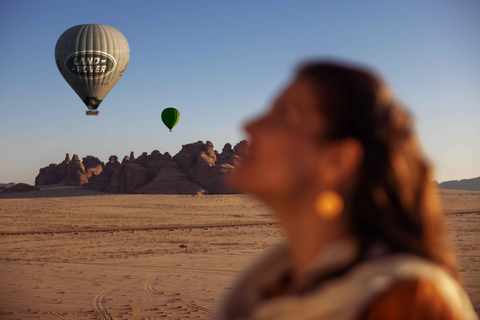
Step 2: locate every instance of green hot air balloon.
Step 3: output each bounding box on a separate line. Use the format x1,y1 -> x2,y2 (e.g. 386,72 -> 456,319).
161,108 -> 180,132
55,24 -> 130,116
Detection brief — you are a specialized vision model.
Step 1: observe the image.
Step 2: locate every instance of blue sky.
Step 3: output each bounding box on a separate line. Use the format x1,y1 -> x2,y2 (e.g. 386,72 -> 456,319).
0,0 -> 479,184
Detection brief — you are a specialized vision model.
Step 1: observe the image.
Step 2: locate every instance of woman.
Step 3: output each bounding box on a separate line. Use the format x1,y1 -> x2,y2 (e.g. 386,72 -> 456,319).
216,61 -> 477,320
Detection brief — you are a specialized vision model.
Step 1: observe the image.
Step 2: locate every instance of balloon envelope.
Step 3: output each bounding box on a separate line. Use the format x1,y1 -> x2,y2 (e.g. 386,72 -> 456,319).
55,24 -> 129,113
161,108 -> 180,132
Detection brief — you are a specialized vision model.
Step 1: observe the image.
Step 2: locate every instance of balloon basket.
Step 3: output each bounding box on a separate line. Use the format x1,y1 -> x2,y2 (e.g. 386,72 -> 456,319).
86,110 -> 99,116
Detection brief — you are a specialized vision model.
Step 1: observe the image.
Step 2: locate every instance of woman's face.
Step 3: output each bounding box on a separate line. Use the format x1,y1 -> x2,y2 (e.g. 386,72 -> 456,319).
229,77 -> 331,199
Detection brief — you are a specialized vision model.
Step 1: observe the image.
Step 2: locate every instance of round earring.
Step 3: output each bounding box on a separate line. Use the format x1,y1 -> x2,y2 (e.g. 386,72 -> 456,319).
314,190 -> 344,220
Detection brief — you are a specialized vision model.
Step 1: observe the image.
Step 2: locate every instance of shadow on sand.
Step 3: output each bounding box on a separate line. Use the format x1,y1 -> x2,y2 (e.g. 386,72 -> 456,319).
0,184 -> 111,199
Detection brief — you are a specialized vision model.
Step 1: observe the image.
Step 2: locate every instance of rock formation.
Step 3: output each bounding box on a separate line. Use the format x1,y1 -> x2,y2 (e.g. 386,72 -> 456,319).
109,163 -> 148,193
87,156 -> 120,191
65,154 -> 86,186
1,183 -> 40,194
35,140 -> 247,194
135,161 -> 207,195
438,176 -> 480,191
35,154 -> 70,186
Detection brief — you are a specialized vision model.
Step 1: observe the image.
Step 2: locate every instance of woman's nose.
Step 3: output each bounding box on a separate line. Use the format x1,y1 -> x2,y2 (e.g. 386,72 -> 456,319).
245,118 -> 260,135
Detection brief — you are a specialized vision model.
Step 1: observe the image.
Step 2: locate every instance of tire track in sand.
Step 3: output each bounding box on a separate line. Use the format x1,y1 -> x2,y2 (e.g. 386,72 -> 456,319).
146,275 -> 214,316
46,310 -> 69,320
0,221 -> 278,236
37,306 -> 69,320
93,286 -> 115,320
95,277 -> 151,320
131,277 -> 159,320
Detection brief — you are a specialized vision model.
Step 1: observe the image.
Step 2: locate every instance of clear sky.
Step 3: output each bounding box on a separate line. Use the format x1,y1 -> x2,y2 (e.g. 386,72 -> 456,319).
0,0 -> 479,184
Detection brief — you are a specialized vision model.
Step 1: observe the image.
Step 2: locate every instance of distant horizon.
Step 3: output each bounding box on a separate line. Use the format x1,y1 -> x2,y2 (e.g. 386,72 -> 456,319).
2,141 -> 480,186
1,1 -> 479,185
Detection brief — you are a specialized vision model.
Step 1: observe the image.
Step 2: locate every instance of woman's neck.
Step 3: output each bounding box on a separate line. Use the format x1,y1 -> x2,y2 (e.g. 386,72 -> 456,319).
265,195 -> 351,282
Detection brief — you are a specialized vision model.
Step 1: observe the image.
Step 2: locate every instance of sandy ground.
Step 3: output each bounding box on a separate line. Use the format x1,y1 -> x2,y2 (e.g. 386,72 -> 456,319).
0,186 -> 478,319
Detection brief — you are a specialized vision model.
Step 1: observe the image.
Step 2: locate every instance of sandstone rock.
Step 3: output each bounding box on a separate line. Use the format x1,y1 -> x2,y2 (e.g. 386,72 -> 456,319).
217,143 -> 241,167
109,163 -> 148,193
35,168 -> 46,186
1,183 -> 40,193
210,163 -> 239,193
55,153 -> 70,181
108,155 -> 120,167
135,161 -> 207,195
234,140 -> 248,157
144,150 -> 172,172
221,143 -> 234,156
187,141 -> 219,191
79,156 -> 104,186
35,153 -> 71,186
134,152 -> 149,167
173,141 -> 216,173
190,162 -> 237,194
173,141 -> 209,172
88,155 -> 120,191
82,156 -> 103,170
172,152 -> 195,173
66,154 -> 86,186
35,140 -> 247,194
439,176 -> 480,191
36,164 -> 58,186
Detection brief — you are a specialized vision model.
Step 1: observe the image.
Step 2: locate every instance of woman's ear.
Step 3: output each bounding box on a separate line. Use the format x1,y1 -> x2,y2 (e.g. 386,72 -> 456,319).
319,138 -> 364,187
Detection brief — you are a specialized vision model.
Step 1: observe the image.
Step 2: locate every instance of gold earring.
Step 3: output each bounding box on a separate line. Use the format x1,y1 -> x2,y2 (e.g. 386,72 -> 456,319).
314,190 -> 344,220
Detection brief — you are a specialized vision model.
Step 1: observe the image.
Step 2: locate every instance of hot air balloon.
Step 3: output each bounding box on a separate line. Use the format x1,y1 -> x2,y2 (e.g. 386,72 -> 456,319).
55,24 -> 129,116
161,108 -> 180,132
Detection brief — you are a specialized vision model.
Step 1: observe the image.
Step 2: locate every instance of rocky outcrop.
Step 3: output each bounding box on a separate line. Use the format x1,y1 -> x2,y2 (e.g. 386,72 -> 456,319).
135,161 -> 207,195
34,140 -> 247,194
35,164 -> 59,186
82,156 -> 103,171
109,163 -> 148,193
438,176 -> 480,191
56,154 -> 70,181
78,156 -> 104,187
173,141 -> 207,172
35,154 -> 70,186
217,142 -> 244,167
1,183 -> 40,194
184,141 -> 237,193
143,150 -> 172,173
65,154 -> 86,186
134,152 -> 149,168
87,156 -> 120,191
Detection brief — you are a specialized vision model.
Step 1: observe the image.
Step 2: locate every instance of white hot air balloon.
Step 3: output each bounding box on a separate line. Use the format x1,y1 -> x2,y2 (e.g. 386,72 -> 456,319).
55,24 -> 130,115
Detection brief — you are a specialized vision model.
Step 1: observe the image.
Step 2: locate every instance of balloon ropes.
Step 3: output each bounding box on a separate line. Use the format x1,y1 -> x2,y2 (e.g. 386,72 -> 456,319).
161,108 -> 180,132
55,24 -> 130,116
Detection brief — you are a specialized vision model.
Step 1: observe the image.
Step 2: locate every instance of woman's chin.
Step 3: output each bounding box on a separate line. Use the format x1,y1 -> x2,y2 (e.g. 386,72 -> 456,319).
227,169 -> 248,192
228,166 -> 259,194
228,169 -> 270,199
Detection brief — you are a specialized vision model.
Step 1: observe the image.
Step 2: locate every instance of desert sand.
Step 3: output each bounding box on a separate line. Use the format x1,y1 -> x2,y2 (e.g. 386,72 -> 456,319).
0,186 -> 479,319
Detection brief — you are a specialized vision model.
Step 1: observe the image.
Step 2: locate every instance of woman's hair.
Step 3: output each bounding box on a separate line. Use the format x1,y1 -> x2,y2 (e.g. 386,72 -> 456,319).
297,61 -> 458,281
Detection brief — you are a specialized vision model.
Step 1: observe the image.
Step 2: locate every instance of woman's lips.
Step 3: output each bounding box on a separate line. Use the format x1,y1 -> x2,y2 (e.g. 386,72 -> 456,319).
242,144 -> 256,160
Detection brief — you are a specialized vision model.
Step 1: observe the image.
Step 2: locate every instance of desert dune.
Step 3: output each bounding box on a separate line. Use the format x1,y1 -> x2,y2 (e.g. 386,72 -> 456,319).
0,186 -> 478,319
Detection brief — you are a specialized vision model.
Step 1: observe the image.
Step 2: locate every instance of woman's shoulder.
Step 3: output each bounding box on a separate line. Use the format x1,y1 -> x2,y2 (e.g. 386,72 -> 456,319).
360,278 -> 460,320
215,250 -> 477,320
336,254 -> 478,320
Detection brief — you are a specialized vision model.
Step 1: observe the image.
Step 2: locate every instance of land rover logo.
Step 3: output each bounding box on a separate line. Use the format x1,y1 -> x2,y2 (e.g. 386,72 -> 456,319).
64,51 -> 116,79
